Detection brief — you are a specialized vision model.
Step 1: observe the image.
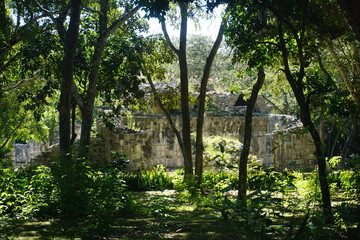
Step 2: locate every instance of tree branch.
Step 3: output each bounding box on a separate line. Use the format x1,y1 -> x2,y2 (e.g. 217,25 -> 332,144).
3,71 -> 40,92
71,81 -> 85,111
34,0 -> 57,24
161,19 -> 180,55
105,5 -> 141,37
262,94 -> 284,113
83,5 -> 103,15
141,63 -> 185,158
0,119 -> 24,150
315,49 -> 336,85
34,0 -> 70,44
327,40 -> 360,105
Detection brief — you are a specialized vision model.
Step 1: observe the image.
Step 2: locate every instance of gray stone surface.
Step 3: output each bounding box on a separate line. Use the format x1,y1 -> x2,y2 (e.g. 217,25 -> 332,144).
98,115 -> 315,171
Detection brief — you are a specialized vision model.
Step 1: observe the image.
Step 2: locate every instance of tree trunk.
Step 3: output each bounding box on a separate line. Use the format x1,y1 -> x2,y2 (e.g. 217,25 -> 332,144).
142,67 -> 187,161
59,0 -> 81,164
328,124 -> 340,158
58,0 -> 82,220
178,2 -> 193,179
195,24 -> 224,187
70,101 -> 77,144
78,107 -> 94,159
74,4 -> 140,159
337,0 -> 360,41
237,66 -> 265,207
278,23 -> 332,221
340,120 -> 359,168
302,107 -> 332,220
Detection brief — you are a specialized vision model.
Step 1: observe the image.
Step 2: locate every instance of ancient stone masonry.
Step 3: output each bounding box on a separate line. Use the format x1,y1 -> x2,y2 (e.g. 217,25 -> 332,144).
99,114 -> 316,171
11,91 -> 316,170
11,140 -> 46,166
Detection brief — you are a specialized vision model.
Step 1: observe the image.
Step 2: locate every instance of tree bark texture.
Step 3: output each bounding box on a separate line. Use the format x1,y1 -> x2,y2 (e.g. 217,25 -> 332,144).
178,2 -> 193,178
278,24 -> 332,220
195,23 -> 224,187
59,0 -> 81,166
58,0 -> 82,219
237,66 -> 265,207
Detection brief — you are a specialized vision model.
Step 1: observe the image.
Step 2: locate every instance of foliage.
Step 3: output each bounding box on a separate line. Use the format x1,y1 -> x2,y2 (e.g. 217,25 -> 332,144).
201,170 -> 238,192
328,170 -> 360,200
0,162 -> 136,239
198,167 -> 359,239
122,165 -> 174,191
1,163 -> 359,238
145,84 -> 196,114
0,165 -> 59,238
161,35 -> 250,93
76,165 -> 136,238
0,0 -> 62,151
203,135 -> 242,170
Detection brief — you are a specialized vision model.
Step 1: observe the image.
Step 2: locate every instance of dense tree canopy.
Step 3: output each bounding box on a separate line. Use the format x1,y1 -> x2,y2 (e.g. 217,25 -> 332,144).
0,0 -> 359,235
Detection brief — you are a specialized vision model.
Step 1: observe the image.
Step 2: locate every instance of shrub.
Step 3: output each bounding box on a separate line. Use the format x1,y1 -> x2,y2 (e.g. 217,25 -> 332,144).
122,165 -> 174,191
79,167 -> 136,238
203,135 -> 242,170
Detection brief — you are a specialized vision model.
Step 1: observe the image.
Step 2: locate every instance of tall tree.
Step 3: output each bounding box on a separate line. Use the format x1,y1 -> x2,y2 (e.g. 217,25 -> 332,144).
71,1 -> 141,158
226,0 -> 333,220
194,22 -> 224,187
32,0 -> 143,160
145,0 -> 226,183
305,0 -> 360,163
58,0 -> 82,166
237,66 -> 265,207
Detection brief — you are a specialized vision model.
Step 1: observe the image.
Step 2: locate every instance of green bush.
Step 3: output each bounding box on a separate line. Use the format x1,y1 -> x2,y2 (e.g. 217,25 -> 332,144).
122,165 -> 174,191
203,136 -> 241,170
0,161 -> 137,239
0,165 -> 58,221
78,166 -> 136,238
248,166 -> 296,193
201,170 -> 238,192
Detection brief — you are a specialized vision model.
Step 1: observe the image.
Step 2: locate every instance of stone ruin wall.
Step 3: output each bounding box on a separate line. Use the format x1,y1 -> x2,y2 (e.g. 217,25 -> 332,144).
9,140 -> 47,166
10,92 -> 316,170
99,115 -> 316,171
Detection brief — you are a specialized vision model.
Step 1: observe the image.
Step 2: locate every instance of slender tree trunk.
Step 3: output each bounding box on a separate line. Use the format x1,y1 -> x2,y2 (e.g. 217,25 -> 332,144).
178,2 -> 193,179
340,120 -> 359,168
278,23 -> 332,221
237,66 -> 265,207
58,0 -> 82,219
319,120 -> 326,146
328,124 -> 340,158
70,101 -> 77,144
142,66 -> 187,167
74,4 -> 140,159
195,24 -> 224,187
302,108 -> 332,220
59,0 -> 81,164
78,107 -> 94,158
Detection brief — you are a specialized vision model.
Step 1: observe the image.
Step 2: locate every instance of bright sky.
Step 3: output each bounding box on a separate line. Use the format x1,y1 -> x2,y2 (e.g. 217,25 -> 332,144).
147,7 -> 223,39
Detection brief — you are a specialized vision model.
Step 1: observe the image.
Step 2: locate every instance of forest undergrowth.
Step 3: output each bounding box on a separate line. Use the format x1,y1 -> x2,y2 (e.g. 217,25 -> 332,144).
0,159 -> 359,239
